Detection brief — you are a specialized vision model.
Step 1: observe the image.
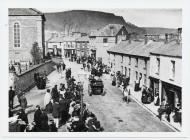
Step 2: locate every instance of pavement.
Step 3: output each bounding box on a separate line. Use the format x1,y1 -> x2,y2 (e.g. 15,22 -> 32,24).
12,57 -> 174,132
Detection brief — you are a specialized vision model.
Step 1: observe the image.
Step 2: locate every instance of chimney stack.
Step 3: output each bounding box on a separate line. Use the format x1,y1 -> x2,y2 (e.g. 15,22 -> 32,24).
177,28 -> 182,44
165,33 -> 169,44
144,34 -> 148,44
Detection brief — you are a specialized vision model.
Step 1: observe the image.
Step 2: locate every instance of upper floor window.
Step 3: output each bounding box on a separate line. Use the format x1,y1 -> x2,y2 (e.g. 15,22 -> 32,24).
129,56 -> 131,65
171,60 -> 175,80
14,22 -> 20,47
136,71 -> 138,80
103,38 -> 108,43
135,58 -> 138,67
156,58 -> 160,75
144,60 -> 147,70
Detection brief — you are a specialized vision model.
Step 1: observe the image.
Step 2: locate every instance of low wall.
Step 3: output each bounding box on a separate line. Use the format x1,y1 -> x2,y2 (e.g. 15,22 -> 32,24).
10,60 -> 55,93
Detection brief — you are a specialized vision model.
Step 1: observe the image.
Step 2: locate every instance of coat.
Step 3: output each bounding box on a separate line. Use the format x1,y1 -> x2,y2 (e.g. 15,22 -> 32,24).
9,89 -> 15,101
52,102 -> 60,118
20,96 -> 27,109
34,109 -> 42,127
44,92 -> 51,107
40,112 -> 49,131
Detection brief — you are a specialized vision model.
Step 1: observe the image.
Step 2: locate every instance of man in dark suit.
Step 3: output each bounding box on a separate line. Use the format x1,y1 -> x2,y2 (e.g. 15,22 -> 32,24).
51,85 -> 59,102
9,86 -> 15,109
34,105 -> 42,131
59,97 -> 70,124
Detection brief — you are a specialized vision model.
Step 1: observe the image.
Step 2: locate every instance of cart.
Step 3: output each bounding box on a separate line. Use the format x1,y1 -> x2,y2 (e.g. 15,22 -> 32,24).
88,77 -> 104,96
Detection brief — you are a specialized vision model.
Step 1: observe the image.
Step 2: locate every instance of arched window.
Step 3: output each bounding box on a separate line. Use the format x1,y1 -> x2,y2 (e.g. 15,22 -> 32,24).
14,22 -> 20,47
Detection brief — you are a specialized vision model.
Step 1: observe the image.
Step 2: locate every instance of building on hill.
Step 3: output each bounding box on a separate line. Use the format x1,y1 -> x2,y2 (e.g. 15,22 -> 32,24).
9,8 -> 46,65
89,24 -> 129,65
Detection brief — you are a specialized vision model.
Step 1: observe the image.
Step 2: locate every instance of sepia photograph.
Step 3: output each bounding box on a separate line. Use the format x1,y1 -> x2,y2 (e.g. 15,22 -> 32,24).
7,7 -> 183,133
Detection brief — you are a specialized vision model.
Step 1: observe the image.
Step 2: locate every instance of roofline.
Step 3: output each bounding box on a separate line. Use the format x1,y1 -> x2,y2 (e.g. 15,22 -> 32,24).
107,50 -> 150,59
150,52 -> 182,58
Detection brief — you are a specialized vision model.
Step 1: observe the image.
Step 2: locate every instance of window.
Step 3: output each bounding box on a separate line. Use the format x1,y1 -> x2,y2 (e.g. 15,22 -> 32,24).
144,60 -> 147,69
121,66 -> 123,74
103,38 -> 108,43
125,67 -> 127,76
144,74 -> 147,85
136,71 -> 138,80
171,60 -> 175,80
14,22 -> 20,47
156,58 -> 160,74
129,57 -> 131,65
135,58 -> 138,67
121,56 -> 123,63
128,68 -> 131,77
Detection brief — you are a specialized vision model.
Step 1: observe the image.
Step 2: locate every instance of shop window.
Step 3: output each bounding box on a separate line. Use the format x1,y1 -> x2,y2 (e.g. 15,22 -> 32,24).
144,74 -> 147,85
103,38 -> 108,43
14,22 -> 20,48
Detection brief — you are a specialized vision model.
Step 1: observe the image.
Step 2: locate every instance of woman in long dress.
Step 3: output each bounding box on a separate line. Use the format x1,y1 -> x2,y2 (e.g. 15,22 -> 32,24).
44,89 -> 52,107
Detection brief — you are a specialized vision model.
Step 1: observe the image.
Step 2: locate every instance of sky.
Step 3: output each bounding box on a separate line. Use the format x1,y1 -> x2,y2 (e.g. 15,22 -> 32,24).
38,8 -> 182,28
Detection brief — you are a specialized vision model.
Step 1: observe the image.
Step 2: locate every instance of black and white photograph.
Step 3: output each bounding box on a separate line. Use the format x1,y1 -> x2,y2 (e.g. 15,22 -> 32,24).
0,0 -> 190,139
7,7 -> 182,132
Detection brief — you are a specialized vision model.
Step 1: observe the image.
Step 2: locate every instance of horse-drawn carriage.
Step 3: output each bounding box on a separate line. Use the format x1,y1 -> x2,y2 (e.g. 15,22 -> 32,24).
88,75 -> 104,96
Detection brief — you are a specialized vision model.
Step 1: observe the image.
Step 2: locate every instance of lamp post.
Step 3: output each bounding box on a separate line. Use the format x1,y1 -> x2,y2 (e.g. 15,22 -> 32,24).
77,69 -> 87,123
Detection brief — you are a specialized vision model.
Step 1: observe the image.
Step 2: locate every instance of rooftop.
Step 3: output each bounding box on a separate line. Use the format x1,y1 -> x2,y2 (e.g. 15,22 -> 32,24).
9,8 -> 43,16
107,40 -> 165,58
150,41 -> 182,58
76,36 -> 89,42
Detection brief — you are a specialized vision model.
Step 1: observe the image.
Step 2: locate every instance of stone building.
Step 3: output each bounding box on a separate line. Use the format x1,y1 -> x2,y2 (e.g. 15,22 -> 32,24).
107,36 -> 164,88
76,36 -> 90,58
89,24 -> 129,64
149,28 -> 182,110
46,36 -> 64,57
9,8 -> 45,64
62,36 -> 79,59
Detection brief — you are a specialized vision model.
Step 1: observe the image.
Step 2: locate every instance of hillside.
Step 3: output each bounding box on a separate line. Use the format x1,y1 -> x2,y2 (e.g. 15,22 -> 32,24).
142,27 -> 177,35
44,10 -> 146,37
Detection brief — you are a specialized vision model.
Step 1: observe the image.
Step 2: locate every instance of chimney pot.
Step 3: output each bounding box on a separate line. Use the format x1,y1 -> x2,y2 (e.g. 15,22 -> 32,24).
144,34 -> 148,44
165,33 -> 169,44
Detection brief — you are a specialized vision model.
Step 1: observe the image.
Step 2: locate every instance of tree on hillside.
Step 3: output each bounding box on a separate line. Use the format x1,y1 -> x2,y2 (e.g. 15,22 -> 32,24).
31,42 -> 42,65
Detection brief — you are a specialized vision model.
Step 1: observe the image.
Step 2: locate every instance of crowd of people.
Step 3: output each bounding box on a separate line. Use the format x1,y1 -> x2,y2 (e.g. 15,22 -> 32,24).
9,60 -> 103,132
111,71 -> 131,104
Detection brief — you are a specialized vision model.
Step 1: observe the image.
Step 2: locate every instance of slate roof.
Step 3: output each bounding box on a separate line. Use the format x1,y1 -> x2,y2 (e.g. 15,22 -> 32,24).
150,41 -> 182,58
90,24 -> 124,37
48,37 -> 64,43
76,36 -> 89,42
107,40 -> 165,58
9,8 -> 43,16
63,36 -> 79,42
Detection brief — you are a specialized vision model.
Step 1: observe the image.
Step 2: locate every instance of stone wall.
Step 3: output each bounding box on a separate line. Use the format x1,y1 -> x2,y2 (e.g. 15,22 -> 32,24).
10,60 -> 55,93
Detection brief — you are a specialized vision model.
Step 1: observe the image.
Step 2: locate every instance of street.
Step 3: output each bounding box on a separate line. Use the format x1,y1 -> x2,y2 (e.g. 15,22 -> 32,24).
13,58 -> 174,132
